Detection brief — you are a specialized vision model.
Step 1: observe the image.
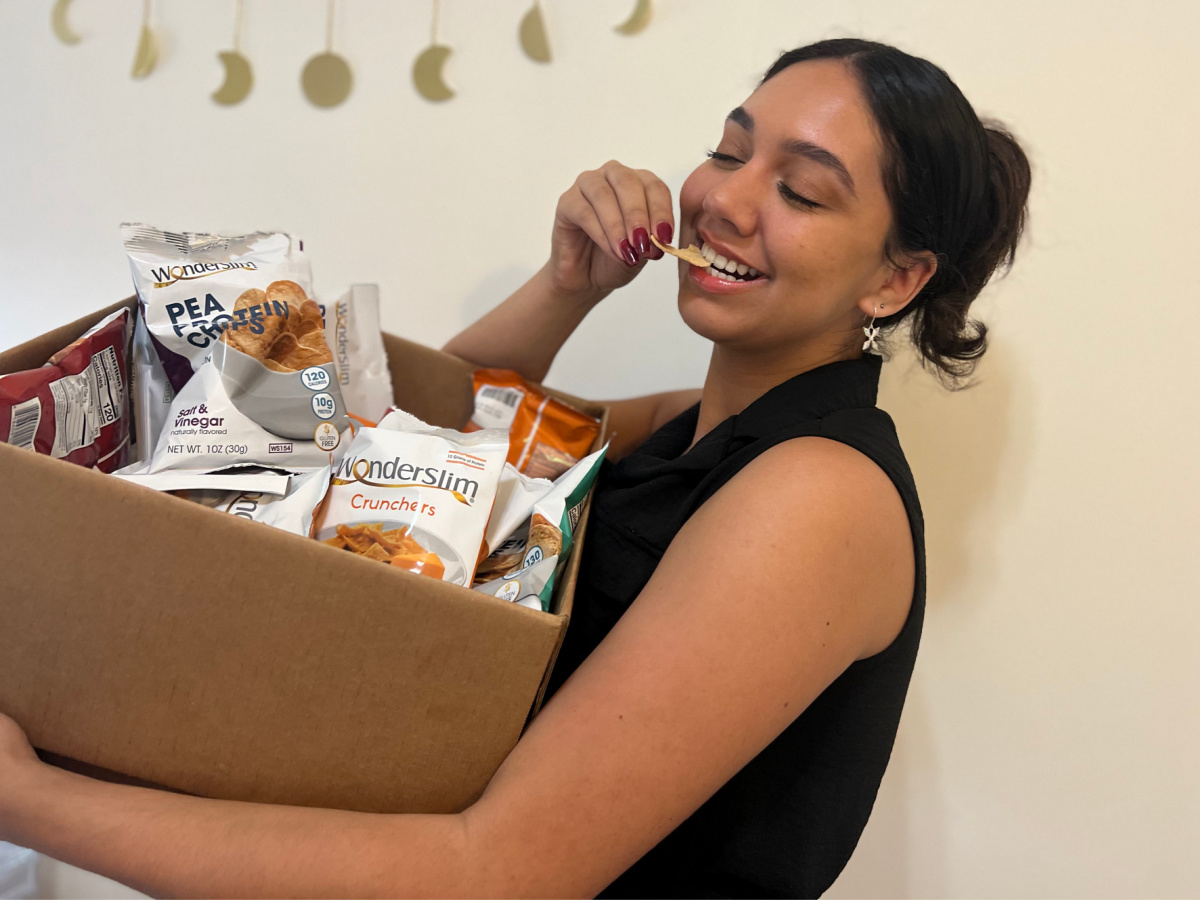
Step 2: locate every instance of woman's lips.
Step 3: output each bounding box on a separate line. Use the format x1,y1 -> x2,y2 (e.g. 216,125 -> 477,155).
686,263 -> 767,294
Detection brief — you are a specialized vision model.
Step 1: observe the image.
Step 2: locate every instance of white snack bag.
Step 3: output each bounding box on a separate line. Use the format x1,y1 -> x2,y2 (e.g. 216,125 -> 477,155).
317,410 -> 508,586
123,225 -> 349,467
327,284 -> 394,421
482,464 -> 554,560
122,225 -> 313,391
171,466 -> 331,538
145,359 -> 341,472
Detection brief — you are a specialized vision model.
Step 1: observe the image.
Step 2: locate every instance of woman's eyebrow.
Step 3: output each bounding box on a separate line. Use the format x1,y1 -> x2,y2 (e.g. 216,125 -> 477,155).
726,105 -> 858,198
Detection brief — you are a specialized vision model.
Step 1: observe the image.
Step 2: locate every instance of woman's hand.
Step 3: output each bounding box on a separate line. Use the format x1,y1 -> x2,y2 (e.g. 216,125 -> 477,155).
0,712 -> 41,842
548,161 -> 675,300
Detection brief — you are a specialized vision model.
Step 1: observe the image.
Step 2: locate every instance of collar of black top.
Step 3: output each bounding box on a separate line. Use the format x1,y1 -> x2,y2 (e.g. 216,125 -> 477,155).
728,352 -> 882,444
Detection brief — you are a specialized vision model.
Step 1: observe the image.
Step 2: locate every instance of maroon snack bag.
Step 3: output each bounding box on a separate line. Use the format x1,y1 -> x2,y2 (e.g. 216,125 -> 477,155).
0,308 -> 133,472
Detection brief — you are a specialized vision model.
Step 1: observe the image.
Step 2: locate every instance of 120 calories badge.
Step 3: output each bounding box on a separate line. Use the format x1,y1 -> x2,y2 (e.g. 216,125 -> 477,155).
301,366 -> 331,391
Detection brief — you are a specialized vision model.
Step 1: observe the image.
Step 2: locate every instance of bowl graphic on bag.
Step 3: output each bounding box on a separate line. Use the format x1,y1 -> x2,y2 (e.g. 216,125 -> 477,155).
212,338 -> 347,440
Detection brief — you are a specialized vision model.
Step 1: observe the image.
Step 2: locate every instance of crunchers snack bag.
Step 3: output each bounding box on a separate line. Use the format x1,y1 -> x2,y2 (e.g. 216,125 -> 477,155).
474,445 -> 606,611
122,225 -> 349,469
318,409 -> 508,586
0,308 -> 132,472
465,369 -> 601,480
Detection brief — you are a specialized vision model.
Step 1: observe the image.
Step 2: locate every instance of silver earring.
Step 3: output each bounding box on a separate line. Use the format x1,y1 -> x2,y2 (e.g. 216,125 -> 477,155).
862,304 -> 882,352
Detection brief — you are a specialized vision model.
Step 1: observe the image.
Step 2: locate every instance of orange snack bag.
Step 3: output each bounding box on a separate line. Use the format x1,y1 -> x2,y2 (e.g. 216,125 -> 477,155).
465,369 -> 601,481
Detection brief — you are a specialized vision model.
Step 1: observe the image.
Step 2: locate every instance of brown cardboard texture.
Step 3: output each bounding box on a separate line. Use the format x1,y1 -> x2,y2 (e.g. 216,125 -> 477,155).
0,300 -> 605,814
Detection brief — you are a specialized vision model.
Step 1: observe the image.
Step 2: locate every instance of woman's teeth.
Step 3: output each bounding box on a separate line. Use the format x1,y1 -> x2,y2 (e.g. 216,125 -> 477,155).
699,242 -> 761,281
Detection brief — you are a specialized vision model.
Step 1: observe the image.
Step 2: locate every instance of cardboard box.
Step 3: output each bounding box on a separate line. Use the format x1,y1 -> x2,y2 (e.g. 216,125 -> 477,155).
0,298 -> 605,814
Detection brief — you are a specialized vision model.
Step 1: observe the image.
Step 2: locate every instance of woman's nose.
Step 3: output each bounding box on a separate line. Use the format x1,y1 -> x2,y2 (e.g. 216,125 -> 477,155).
701,163 -> 763,237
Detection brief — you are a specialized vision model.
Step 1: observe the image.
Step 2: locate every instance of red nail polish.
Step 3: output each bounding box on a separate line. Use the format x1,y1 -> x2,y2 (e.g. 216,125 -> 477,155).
620,240 -> 638,266
633,227 -> 650,255
655,222 -> 673,244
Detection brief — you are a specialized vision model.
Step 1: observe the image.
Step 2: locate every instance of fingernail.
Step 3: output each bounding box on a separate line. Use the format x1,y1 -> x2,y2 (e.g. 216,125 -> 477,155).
633,227 -> 650,255
655,222 -> 673,244
620,240 -> 639,266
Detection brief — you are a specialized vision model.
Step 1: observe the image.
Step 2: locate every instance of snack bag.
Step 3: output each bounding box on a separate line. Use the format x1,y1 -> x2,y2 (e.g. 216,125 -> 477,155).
122,225 -> 313,392
130,311 -> 174,464
0,308 -> 132,472
475,464 -> 554,580
327,284 -> 394,422
473,445 -> 607,610
170,466 -> 331,538
144,358 -> 341,472
473,555 -> 558,611
465,369 -> 601,480
318,409 -> 508,586
122,226 -> 349,469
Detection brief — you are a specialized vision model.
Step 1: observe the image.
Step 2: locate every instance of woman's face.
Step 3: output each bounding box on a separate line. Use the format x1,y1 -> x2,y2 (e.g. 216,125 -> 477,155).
676,59 -> 901,356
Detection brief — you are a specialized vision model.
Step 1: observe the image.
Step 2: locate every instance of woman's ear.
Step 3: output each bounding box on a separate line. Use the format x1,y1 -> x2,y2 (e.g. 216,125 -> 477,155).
857,252 -> 938,319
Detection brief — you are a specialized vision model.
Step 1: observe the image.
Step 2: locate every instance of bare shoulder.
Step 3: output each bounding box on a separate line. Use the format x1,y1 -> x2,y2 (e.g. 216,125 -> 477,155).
692,435 -> 915,659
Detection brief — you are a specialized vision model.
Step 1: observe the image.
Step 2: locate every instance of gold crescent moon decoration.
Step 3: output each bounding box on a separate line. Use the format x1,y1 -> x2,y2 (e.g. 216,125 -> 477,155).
519,0 -> 551,64
413,0 -> 454,103
302,0 -> 353,108
51,0 -> 82,45
131,0 -> 158,79
614,0 -> 652,36
414,45 -> 454,102
213,0 -> 252,106
214,51 -> 253,105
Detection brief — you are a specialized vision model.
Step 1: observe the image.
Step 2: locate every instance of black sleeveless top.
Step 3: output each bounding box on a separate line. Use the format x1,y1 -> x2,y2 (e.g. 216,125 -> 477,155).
545,353 -> 926,899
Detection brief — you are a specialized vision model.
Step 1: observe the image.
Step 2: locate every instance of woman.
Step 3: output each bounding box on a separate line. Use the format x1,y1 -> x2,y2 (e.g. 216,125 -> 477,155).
0,39 -> 1029,898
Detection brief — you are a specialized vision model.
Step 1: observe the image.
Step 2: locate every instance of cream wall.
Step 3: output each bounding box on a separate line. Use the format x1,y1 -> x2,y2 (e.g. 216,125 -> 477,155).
2,1 -> 1198,897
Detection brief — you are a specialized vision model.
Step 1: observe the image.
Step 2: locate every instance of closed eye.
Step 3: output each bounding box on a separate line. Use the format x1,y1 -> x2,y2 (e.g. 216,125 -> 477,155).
706,150 -> 743,166
708,151 -> 821,210
778,181 -> 821,210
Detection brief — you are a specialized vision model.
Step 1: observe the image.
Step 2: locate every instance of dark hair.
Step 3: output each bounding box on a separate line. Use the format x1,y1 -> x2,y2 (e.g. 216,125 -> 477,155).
763,39 -> 1031,384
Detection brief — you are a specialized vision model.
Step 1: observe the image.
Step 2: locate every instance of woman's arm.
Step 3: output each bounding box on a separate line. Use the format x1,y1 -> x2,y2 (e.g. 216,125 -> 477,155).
0,437 -> 914,898
441,262 -> 605,383
444,161 -> 674,382
600,388 -> 703,460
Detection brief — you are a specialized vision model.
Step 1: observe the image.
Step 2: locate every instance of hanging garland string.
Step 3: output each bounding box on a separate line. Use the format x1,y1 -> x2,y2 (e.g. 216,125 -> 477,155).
301,0 -> 353,108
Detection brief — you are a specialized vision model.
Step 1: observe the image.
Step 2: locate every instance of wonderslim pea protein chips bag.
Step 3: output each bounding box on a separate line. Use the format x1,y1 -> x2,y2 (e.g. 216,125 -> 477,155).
122,225 -> 348,471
